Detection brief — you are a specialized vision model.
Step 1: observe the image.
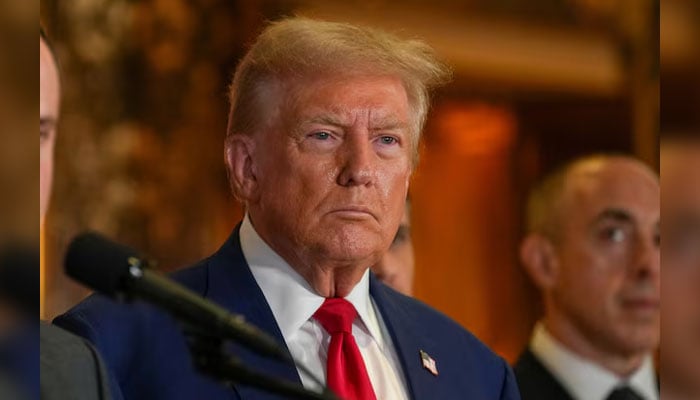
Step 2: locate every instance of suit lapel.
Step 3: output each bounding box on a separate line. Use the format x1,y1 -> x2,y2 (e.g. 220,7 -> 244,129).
369,274 -> 438,400
514,348 -> 574,400
205,225 -> 302,399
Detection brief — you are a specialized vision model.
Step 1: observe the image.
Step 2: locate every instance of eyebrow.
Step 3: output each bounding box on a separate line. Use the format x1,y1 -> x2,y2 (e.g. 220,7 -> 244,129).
592,207 -> 661,238
306,115 -> 346,128
593,208 -> 634,225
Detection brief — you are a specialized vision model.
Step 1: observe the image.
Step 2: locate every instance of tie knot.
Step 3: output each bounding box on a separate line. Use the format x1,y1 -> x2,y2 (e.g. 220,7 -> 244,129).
606,386 -> 644,400
313,298 -> 357,334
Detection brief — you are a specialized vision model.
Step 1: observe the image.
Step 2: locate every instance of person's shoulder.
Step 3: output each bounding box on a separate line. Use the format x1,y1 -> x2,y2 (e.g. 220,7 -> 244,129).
40,322 -> 118,400
40,322 -> 97,370
374,284 -> 520,398
60,255 -> 213,316
53,254 -> 214,349
169,254 -> 214,290
513,348 -> 572,400
40,321 -> 89,348
374,283 -> 506,367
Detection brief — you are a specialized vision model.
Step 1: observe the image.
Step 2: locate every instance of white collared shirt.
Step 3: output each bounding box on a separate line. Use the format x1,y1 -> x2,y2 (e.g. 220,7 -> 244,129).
240,215 -> 409,399
530,323 -> 658,400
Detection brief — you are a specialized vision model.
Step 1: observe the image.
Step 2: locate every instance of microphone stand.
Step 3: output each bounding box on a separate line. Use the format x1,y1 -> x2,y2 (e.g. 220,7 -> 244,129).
184,326 -> 339,400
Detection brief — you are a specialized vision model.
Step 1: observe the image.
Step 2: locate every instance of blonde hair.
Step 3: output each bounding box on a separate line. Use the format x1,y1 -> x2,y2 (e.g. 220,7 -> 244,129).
226,17 -> 451,161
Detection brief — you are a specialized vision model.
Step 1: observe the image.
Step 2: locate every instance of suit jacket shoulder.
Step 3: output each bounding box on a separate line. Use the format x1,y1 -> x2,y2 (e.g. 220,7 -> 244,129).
40,322 -> 120,400
54,230 -> 294,400
370,278 -> 521,400
513,347 -> 572,400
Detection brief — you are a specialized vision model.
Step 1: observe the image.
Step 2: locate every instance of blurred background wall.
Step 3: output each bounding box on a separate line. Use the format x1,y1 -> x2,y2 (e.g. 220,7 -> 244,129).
40,0 -> 659,362
661,0 -> 700,137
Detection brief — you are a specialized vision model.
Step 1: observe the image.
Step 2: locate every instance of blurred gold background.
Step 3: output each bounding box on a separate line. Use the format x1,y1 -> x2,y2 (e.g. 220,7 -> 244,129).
41,0 -> 663,362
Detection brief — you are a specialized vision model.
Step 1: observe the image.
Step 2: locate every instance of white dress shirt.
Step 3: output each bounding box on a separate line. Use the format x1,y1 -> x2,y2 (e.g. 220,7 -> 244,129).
240,215 -> 409,399
530,323 -> 658,400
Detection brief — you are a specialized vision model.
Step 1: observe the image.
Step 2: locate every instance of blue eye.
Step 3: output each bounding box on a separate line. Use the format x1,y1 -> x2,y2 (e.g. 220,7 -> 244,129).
379,136 -> 397,145
313,132 -> 331,140
601,227 -> 626,243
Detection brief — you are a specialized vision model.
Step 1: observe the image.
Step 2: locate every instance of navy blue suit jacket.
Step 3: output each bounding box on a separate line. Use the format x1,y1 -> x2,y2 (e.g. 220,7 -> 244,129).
55,226 -> 520,400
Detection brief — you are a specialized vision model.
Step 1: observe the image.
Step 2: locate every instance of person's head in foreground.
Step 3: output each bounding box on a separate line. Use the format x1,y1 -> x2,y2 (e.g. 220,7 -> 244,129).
0,29 -> 58,332
660,138 -> 700,400
224,17 -> 446,297
518,154 -> 660,398
40,29 -> 60,225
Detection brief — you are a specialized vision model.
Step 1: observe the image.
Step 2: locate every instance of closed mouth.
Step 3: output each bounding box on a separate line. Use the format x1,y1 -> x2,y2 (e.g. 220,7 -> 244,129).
329,207 -> 376,221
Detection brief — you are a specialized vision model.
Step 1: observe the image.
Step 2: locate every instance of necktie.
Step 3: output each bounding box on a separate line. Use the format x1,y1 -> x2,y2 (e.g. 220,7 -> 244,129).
605,386 -> 644,400
313,298 -> 377,400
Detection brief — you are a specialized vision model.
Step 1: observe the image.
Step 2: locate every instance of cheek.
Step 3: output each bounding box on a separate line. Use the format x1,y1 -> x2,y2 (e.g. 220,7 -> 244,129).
558,262 -> 616,308
378,167 -> 410,202
40,151 -> 53,196
574,246 -> 628,293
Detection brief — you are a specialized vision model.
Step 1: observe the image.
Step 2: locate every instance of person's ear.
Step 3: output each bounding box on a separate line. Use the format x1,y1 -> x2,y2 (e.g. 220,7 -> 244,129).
519,233 -> 560,290
225,134 -> 259,202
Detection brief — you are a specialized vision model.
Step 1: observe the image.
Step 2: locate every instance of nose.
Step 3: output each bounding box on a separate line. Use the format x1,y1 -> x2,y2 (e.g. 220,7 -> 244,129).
337,135 -> 375,187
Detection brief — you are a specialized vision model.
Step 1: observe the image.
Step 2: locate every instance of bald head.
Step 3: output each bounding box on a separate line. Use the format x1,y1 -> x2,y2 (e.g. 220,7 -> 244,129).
520,154 -> 660,375
526,155 -> 658,242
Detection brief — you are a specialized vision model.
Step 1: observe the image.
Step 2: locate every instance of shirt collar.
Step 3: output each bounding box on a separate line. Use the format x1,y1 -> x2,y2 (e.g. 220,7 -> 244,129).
530,323 -> 658,400
239,214 -> 384,345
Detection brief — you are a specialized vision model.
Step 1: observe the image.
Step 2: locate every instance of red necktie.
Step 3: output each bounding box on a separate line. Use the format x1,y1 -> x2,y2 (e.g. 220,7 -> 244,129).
313,298 -> 377,400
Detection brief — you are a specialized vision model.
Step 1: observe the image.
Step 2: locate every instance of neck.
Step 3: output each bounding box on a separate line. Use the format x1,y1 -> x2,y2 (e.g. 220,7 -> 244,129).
543,314 -> 646,377
293,261 -> 367,297
248,214 -> 370,298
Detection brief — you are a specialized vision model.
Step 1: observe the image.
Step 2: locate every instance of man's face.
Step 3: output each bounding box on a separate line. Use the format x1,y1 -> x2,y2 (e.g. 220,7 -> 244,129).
248,74 -> 412,271
371,205 -> 415,295
551,159 -> 660,357
40,37 -> 60,223
661,144 -> 700,395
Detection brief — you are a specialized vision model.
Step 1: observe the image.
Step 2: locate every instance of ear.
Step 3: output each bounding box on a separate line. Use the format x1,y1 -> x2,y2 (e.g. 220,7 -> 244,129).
224,134 -> 259,202
519,234 -> 560,290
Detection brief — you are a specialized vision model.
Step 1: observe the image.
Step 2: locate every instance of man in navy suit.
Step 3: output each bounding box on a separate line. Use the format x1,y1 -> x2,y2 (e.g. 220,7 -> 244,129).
515,155 -> 660,400
56,17 -> 520,399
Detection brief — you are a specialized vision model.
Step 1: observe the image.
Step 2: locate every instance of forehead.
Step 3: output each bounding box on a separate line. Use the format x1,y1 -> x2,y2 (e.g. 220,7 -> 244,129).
40,38 -> 60,112
282,73 -> 411,125
564,159 -> 659,225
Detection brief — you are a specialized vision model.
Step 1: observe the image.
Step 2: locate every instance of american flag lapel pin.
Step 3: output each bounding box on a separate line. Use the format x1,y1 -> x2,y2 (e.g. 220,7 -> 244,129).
419,350 -> 438,376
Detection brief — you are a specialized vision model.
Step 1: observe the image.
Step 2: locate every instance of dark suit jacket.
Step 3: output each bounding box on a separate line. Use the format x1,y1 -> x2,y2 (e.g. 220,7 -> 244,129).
55,226 -> 520,400
0,323 -> 38,400
40,322 -> 121,400
513,348 -> 573,400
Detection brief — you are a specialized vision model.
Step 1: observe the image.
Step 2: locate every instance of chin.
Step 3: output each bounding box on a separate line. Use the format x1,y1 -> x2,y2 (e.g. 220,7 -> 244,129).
317,235 -> 383,264
611,328 -> 659,356
325,245 -> 381,265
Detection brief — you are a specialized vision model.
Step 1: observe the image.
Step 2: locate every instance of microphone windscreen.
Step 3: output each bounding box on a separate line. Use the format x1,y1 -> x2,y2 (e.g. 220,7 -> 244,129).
65,232 -> 141,296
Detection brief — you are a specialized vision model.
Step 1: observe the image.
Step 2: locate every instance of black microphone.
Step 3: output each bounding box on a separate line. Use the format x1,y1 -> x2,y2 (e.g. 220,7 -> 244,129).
64,232 -> 293,364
